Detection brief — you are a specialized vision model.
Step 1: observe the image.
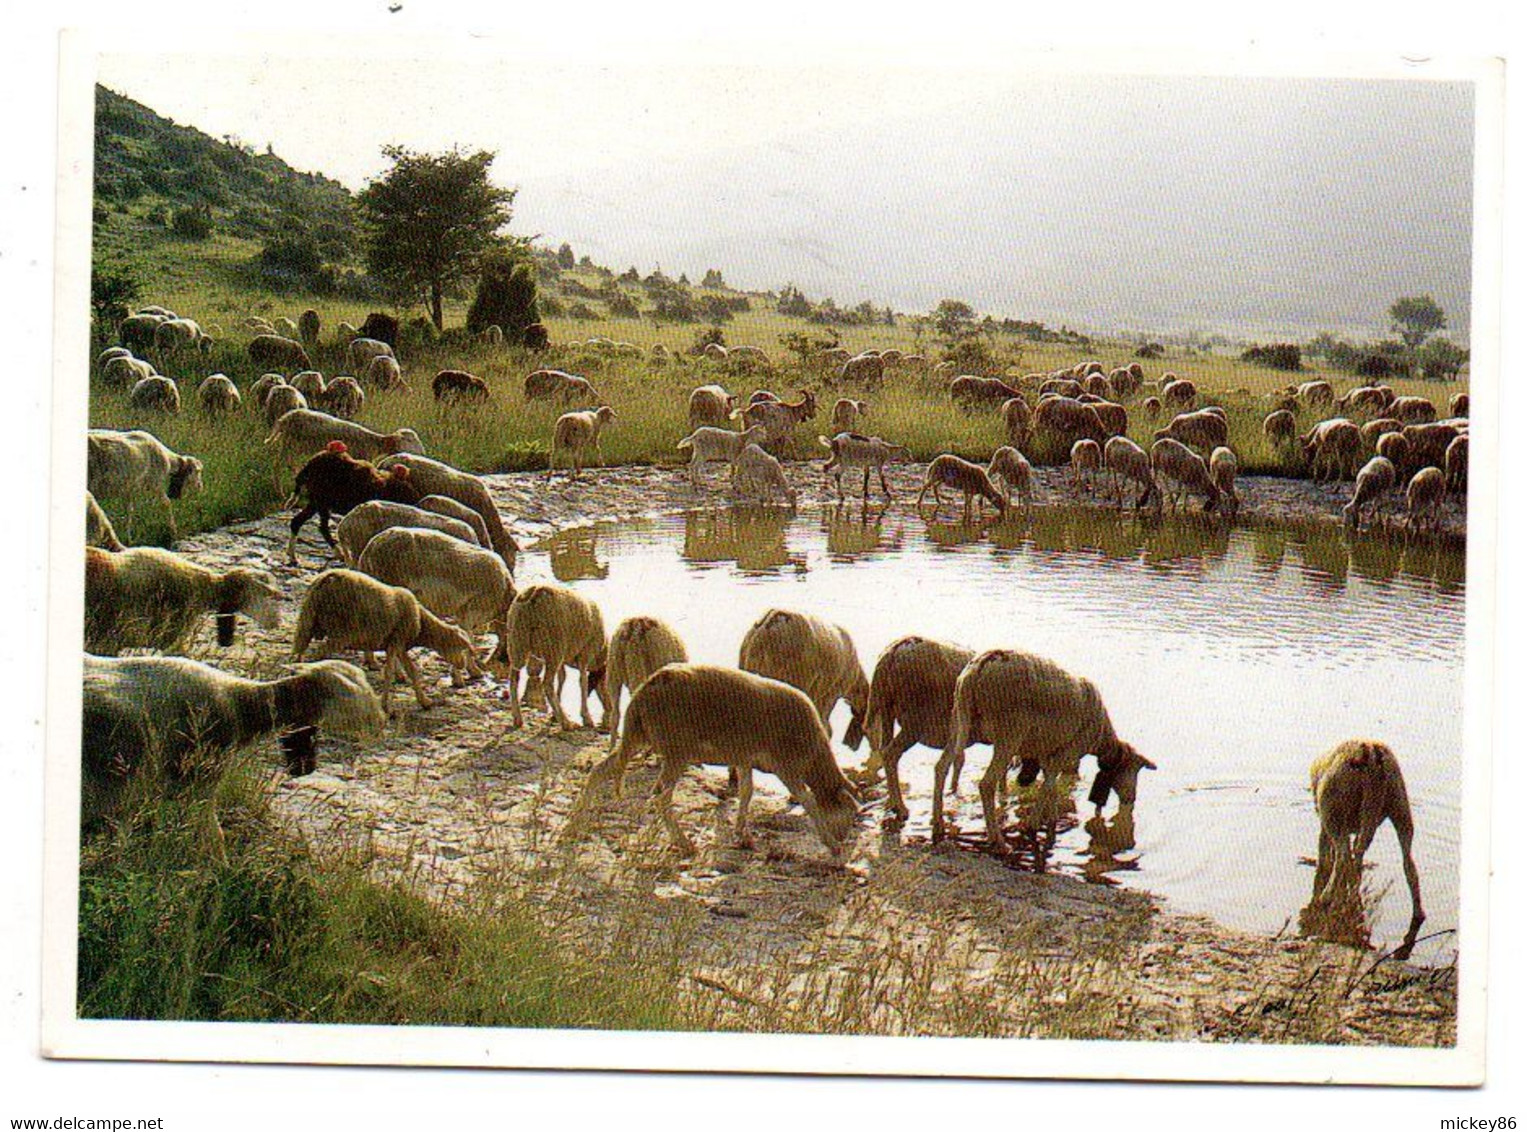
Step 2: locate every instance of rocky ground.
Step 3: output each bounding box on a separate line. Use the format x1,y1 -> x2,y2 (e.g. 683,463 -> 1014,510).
172,460 -> 1461,1045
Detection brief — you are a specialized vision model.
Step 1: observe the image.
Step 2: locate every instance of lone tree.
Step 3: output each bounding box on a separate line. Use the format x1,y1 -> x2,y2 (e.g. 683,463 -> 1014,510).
1389,295 -> 1447,351
932,299 -> 978,342
90,264 -> 140,342
357,145 -> 516,331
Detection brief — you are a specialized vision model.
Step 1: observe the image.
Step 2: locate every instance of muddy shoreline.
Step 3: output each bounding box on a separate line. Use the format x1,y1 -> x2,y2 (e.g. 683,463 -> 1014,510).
172,461 -> 1461,1045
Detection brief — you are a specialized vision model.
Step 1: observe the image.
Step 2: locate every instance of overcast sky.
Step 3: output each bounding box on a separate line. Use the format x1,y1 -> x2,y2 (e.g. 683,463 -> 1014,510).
95,52 -> 1476,339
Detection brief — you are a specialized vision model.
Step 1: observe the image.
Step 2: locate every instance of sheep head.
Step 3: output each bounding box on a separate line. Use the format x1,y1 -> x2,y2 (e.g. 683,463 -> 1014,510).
1088,741 -> 1157,809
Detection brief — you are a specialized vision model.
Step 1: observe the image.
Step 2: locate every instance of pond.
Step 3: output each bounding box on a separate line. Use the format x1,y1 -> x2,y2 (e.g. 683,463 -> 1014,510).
519,503 -> 1466,966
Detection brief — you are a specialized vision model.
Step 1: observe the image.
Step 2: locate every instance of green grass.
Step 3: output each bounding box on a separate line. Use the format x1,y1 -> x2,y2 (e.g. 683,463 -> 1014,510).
78,758 -> 685,1027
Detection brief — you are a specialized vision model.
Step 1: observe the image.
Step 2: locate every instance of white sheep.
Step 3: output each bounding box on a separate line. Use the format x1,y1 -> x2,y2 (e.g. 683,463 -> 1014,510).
333,499 -> 482,566
915,454 -> 1007,522
348,336 -> 394,375
1308,739 -> 1425,960
1149,437 -> 1220,512
83,654 -> 384,856
570,664 -> 861,860
1405,466 -> 1447,534
375,453 -> 519,571
1070,438 -> 1102,494
739,608 -> 869,749
863,635 -> 976,823
87,429 -> 204,542
196,374 -> 241,416
986,445 -> 1034,512
830,398 -> 868,433
356,525 -> 515,639
292,568 -> 481,712
677,424 -> 770,487
819,433 -> 911,503
549,406 -> 616,477
1102,436 -> 1159,511
102,355 -> 155,389
86,491 -> 125,551
491,583 -> 608,730
263,383 -> 309,426
290,370 -> 327,402
129,375 -> 181,415
1208,446 -> 1240,517
363,354 -> 407,391
265,408 -> 425,470
729,442 -> 797,507
687,384 -> 737,429
321,376 -> 365,420
1342,456 -> 1397,530
933,648 -> 1155,851
600,615 -> 689,747
85,545 -> 282,655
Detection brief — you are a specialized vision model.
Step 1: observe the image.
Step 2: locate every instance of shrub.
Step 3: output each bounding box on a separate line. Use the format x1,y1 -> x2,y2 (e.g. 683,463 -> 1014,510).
467,254 -> 539,341
1135,342 -> 1166,359
567,302 -> 598,320
1240,343 -> 1302,371
170,204 -> 214,240
690,326 -> 726,354
606,292 -> 640,318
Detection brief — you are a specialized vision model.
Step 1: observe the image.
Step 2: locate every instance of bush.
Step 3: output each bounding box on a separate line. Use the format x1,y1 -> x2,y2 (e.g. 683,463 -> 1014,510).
1240,342 -> 1302,371
690,326 -> 726,354
467,254 -> 539,341
170,204 -> 214,240
1135,342 -> 1165,359
606,292 -> 640,318
258,235 -> 324,277
567,302 -> 598,320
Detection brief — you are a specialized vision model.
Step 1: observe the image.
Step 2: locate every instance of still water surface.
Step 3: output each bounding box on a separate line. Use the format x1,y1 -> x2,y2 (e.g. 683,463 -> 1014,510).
521,504 -> 1465,964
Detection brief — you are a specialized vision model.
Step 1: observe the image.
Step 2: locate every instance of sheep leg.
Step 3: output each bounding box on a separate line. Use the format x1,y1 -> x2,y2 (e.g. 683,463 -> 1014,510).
652,758 -> 696,857
317,508 -> 338,550
862,468 -> 871,503
379,650 -> 399,715
878,464 -> 893,499
399,649 -> 431,709
550,665 -> 575,730
1390,805 -> 1426,959
505,665 -> 525,728
733,761 -> 755,847
880,728 -> 917,824
979,742 -> 1017,853
603,687 -> 624,751
287,505 -> 318,565
578,665 -> 595,729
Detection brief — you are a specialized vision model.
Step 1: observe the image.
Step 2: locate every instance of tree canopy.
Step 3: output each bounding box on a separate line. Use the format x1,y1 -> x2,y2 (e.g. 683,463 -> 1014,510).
1389,295 -> 1447,350
357,145 -> 516,330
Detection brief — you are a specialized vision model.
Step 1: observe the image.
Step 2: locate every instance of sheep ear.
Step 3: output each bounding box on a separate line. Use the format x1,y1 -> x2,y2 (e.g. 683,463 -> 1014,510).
1137,753 -> 1158,771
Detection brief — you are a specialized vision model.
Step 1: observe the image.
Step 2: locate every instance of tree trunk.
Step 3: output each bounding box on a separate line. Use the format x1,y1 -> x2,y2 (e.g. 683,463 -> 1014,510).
430,282 -> 444,332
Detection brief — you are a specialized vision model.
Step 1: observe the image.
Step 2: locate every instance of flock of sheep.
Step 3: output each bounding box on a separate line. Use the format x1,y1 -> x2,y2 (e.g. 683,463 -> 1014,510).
80,306 -> 1446,961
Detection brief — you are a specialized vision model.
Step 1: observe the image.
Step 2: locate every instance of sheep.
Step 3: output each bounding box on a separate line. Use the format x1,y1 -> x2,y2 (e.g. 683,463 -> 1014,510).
1208,446 -> 1240,518
1083,373 -> 1113,399
265,408 -> 425,470
245,315 -> 276,334
932,648 -> 1155,851
297,308 -> 321,347
364,354 -> 407,391
1357,418 -> 1403,452
818,433 -> 910,503
284,443 -> 421,564
734,389 -> 818,451
1161,378 -> 1197,408
1150,437 -> 1220,512
86,491 -> 125,551
1103,435 -> 1159,510
1154,408 -> 1227,453
1389,396 -> 1438,425
195,373 -> 241,416
102,354 -> 155,389
491,583 -> 607,730
97,345 -> 131,367
418,494 -> 491,547
433,369 -> 491,403
703,342 -> 729,360
249,372 -> 287,409
549,406 -> 616,477
1449,392 -> 1470,418
1445,434 -> 1469,494
292,568 -> 480,711
831,398 -> 868,433
1375,431 -> 1411,475
247,334 -> 312,371
838,352 -> 885,386
348,336 -> 394,375
677,424 -> 770,487
335,320 -> 359,344
1337,385 -> 1395,416
118,314 -> 166,354
289,370 -> 327,402
320,376 -> 365,420
1039,377 -> 1084,400
1001,397 -> 1032,448
86,429 -> 203,542
273,316 -> 299,339
688,384 -> 737,429
599,615 -> 689,746
1142,396 -> 1163,421
479,324 -> 505,346
85,545 -> 282,654
357,525 -> 515,639
570,664 -> 861,860
1405,466 -> 1447,534
1308,739 -> 1425,960
1070,438 -> 1102,494
738,607 -> 869,749
153,317 -> 207,357
1090,400 -> 1129,438
129,375 -> 181,415
860,636 -> 977,822
374,453 -> 519,571
950,375 -> 1024,407
82,654 -> 384,854
1032,396 -> 1108,447
1296,379 -> 1335,408
333,499 -> 481,566
916,454 -> 1007,522
730,443 -> 798,507
1263,409 -> 1297,448
263,383 -> 309,426
524,368 -> 597,403
1400,422 -> 1465,471
1341,456 -> 1397,530
1302,418 -> 1364,481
